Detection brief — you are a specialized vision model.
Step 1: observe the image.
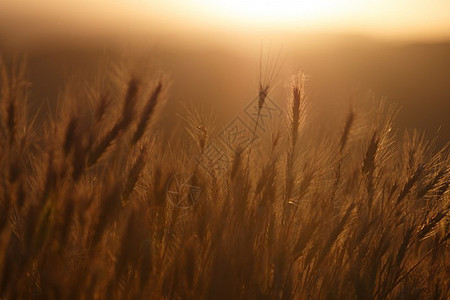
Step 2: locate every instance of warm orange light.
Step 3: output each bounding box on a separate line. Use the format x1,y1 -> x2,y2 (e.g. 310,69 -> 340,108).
2,0 -> 450,40
197,0 -> 356,27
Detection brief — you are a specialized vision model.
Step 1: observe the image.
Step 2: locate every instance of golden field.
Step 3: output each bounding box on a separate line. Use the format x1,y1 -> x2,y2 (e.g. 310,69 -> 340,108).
0,53 -> 448,299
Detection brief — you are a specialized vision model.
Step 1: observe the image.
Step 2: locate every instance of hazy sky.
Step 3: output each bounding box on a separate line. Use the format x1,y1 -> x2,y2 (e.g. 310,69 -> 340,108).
2,0 -> 450,40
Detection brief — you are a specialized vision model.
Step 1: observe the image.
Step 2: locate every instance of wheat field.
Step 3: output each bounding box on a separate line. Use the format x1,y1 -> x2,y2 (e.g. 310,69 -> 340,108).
0,56 -> 448,300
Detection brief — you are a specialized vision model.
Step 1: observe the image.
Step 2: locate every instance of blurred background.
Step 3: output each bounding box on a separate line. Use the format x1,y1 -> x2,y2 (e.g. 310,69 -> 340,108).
1,0 -> 449,145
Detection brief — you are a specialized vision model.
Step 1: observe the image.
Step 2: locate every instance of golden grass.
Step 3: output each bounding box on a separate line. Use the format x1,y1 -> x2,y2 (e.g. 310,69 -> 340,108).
0,57 -> 448,299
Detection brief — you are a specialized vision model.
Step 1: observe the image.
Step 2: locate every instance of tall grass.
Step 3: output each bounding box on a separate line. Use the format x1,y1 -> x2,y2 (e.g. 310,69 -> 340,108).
0,57 -> 448,299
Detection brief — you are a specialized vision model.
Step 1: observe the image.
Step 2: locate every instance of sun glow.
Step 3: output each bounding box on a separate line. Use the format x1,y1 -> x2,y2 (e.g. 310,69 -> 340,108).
199,0 -> 356,26
160,0 -> 450,38
2,0 -> 450,40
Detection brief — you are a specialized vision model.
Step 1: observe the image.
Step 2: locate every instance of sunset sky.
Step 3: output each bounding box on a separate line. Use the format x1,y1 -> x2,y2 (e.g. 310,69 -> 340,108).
2,0 -> 450,40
